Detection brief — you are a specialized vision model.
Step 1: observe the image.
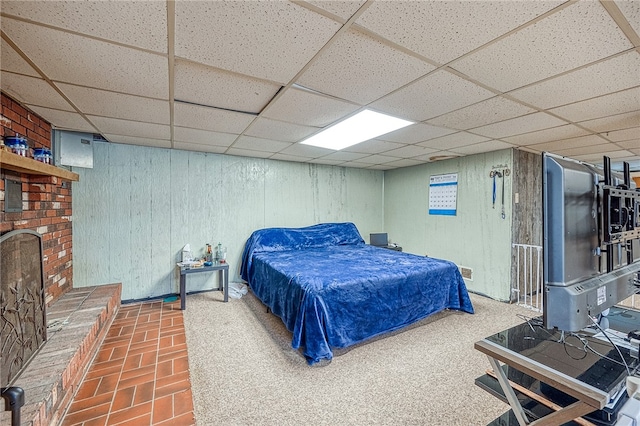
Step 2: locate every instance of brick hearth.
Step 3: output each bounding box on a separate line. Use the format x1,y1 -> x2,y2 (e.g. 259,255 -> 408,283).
0,284 -> 121,426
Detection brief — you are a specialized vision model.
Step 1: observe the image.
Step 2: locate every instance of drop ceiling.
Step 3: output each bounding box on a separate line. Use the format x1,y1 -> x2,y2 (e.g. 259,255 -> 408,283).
1,0 -> 638,170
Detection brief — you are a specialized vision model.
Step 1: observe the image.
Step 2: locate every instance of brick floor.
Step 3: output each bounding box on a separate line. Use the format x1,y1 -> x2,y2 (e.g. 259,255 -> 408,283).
61,300 -> 195,426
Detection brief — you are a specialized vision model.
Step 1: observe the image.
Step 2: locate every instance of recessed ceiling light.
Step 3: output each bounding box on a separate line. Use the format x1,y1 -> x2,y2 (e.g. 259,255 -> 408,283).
300,109 -> 414,151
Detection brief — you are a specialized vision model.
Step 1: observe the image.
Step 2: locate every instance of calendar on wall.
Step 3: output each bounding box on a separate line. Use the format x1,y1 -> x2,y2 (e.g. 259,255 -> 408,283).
429,173 -> 458,216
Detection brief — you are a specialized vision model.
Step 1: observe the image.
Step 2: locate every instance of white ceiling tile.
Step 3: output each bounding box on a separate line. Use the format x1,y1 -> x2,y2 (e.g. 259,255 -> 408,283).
175,1 -> 341,84
502,124 -> 591,146
578,110 -> 640,133
90,116 -> 170,140
342,139 -> 406,154
427,96 -> 537,130
359,154 -> 403,164
244,118 -> 318,143
451,1 -> 633,91
174,102 -> 255,134
605,127 -> 640,142
26,105 -> 96,133
571,147 -> 634,162
262,87 -> 360,127
527,134 -> 610,153
555,142 -> 625,157
1,1 -> 168,52
367,164 -> 394,170
58,83 -> 170,125
174,61 -> 279,114
2,18 -> 168,98
618,140 -> 640,150
173,141 -> 227,154
342,162 -> 374,168
305,1 -> 366,20
269,153 -> 314,163
615,1 -> 640,36
173,127 -> 237,147
550,87 -> 640,123
225,148 -> 273,159
382,145 -> 437,158
356,1 -> 564,64
1,72 -> 73,111
296,28 -> 435,104
279,143 -> 334,158
471,112 -> 568,139
104,134 -> 171,149
510,52 -> 640,109
450,140 -> 515,155
417,132 -> 490,150
382,158 -> 424,168
231,136 -> 291,153
311,158 -> 346,166
1,41 -> 39,77
377,123 -> 455,144
317,151 -> 369,162
370,70 -> 495,122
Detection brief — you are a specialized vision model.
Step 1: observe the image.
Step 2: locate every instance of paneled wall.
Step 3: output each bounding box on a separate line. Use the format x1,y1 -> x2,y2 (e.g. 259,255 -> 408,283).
384,149 -> 514,301
72,142 -> 384,301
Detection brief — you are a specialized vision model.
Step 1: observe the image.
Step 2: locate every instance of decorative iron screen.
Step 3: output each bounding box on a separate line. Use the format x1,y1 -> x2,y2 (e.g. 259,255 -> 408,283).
1,229 -> 46,387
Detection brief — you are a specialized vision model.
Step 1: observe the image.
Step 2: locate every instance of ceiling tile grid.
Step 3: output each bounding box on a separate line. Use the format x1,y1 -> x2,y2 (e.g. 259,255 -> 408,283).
173,102 -> 255,134
355,0 -> 566,65
417,132 -> 490,151
1,0 -> 168,52
27,105 -> 96,133
173,60 -> 279,113
370,70 -> 496,122
172,127 -> 238,147
1,41 -> 39,77
262,87 -> 361,127
1,72 -> 74,112
2,18 -> 169,99
243,118 -> 319,143
59,83 -> 170,125
296,28 -> 436,105
1,0 -> 639,170
451,1 -> 633,92
174,1 -> 341,84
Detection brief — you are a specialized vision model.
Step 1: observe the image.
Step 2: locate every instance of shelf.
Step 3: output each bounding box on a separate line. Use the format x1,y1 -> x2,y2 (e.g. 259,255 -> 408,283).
0,150 -> 79,181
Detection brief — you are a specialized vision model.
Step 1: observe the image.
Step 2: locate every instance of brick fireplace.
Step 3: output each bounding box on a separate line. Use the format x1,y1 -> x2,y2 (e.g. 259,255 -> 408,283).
1,92 -> 73,306
1,92 -> 121,425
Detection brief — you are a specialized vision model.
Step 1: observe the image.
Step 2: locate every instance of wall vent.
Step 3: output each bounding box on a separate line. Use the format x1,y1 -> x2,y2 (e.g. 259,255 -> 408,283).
458,266 -> 473,281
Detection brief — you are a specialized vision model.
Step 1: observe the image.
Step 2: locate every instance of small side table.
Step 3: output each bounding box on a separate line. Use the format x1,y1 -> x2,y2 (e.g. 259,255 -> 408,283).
177,262 -> 229,310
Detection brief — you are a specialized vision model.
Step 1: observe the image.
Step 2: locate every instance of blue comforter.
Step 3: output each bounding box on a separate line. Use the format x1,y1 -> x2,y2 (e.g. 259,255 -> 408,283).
240,223 -> 474,364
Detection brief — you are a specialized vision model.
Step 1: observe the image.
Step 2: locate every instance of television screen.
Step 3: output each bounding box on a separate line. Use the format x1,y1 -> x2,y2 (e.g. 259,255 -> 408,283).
543,152 -> 640,331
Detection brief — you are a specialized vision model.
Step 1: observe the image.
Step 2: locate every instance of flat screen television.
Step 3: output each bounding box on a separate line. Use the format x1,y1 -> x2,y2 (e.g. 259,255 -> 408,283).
543,152 -> 640,331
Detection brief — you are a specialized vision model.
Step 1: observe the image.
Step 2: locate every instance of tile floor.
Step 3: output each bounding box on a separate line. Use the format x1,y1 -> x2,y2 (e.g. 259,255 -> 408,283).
61,300 -> 195,426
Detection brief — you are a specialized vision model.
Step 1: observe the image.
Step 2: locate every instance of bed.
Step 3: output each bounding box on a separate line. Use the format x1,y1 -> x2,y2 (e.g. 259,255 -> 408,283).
240,222 -> 474,364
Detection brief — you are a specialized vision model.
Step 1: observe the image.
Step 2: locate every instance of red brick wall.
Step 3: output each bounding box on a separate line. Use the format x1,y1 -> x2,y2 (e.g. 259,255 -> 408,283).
1,92 -> 73,305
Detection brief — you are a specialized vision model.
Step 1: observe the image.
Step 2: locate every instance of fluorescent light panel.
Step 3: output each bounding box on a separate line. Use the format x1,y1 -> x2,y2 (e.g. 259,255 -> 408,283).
300,109 -> 414,150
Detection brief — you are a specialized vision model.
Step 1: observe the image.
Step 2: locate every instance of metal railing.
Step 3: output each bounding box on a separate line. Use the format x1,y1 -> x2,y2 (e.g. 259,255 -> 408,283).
512,244 -> 543,312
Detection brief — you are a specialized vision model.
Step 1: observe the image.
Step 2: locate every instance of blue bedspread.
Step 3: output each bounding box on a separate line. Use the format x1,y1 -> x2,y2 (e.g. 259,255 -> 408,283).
240,223 -> 474,364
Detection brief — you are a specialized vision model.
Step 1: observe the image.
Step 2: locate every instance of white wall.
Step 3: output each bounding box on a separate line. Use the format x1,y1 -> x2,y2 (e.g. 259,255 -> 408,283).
72,142 -> 384,301
384,149 -> 513,300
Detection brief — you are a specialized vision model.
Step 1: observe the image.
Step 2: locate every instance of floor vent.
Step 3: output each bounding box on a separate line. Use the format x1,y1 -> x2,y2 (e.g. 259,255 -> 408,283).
458,266 -> 473,281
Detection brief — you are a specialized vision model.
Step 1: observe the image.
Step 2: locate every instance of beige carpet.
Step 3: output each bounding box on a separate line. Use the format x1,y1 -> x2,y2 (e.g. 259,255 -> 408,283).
183,289 -> 535,425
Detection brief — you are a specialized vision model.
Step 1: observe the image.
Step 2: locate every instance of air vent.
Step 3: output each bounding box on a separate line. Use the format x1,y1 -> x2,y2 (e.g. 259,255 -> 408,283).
458,266 -> 473,281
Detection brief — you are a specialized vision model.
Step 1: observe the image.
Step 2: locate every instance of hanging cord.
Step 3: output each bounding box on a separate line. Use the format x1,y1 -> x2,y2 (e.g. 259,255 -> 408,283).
589,315 -> 631,376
